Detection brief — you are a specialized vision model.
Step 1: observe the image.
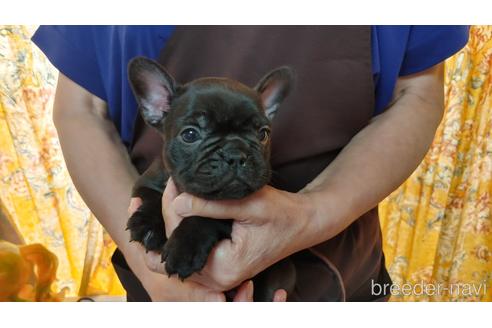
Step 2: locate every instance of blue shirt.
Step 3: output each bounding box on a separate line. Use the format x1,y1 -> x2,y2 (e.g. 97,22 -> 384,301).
32,25 -> 469,147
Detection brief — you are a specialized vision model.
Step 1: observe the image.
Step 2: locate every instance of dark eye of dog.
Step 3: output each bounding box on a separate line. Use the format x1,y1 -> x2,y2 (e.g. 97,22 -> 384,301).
258,127 -> 271,144
181,127 -> 201,143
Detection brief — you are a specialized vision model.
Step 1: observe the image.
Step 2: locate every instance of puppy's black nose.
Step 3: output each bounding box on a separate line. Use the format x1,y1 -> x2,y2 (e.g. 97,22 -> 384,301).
222,150 -> 248,167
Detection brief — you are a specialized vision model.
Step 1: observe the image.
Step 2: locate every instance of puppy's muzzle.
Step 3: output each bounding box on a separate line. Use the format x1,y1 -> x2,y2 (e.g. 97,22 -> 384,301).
219,149 -> 249,168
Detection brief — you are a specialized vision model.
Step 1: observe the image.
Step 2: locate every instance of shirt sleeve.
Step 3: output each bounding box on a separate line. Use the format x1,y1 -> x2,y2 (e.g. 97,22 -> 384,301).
31,26 -> 174,145
400,26 -> 470,76
31,26 -> 107,101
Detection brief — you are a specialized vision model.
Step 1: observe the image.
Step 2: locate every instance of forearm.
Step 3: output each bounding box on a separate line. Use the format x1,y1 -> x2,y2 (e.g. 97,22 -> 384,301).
53,74 -> 142,270
299,64 -> 445,248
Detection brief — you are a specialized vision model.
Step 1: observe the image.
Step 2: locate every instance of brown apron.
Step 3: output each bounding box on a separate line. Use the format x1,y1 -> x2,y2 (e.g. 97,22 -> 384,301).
113,26 -> 392,301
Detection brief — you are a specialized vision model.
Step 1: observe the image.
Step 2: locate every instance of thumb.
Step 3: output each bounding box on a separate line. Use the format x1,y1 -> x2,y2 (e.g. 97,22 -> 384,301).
162,178 -> 184,237
173,193 -> 243,219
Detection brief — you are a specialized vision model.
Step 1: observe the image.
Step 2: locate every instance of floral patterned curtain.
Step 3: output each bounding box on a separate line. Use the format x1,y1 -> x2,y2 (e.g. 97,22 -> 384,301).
1,25 -> 491,301
0,25 -> 124,297
380,25 -> 492,301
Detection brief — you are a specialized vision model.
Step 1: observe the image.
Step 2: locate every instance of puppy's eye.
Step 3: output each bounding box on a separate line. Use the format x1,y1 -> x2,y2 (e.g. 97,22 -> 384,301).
258,127 -> 271,144
181,127 -> 201,143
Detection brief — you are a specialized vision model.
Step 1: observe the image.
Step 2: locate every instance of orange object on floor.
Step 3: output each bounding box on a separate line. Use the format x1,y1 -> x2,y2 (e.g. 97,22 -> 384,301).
0,240 -> 66,301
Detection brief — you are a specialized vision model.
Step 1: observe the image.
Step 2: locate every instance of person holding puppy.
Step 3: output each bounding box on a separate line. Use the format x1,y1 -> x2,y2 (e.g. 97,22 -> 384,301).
32,25 -> 469,301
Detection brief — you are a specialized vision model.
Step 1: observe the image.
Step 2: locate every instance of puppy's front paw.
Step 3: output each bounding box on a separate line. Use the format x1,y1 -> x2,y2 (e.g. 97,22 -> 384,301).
161,217 -> 232,280
127,209 -> 166,251
162,231 -> 216,280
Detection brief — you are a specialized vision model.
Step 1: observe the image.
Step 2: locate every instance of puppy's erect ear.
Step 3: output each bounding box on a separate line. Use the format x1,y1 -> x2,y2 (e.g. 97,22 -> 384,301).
128,57 -> 176,129
255,66 -> 294,120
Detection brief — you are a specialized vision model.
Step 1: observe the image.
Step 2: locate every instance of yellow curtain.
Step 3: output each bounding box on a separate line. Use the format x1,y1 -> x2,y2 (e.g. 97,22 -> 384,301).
380,25 -> 492,301
0,25 -> 124,297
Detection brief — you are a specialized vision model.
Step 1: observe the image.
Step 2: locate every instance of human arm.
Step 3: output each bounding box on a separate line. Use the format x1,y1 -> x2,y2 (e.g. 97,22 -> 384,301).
53,73 -> 227,301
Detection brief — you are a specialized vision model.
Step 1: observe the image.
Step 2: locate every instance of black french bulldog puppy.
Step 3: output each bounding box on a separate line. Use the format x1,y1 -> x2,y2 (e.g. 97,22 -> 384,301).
126,57 -> 296,301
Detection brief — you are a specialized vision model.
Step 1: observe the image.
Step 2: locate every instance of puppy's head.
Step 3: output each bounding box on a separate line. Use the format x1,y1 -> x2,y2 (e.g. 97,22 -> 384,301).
128,57 -> 293,199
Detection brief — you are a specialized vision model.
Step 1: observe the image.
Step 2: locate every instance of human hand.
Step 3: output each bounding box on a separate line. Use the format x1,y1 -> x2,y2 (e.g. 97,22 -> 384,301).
161,179 -> 314,294
128,198 -> 282,301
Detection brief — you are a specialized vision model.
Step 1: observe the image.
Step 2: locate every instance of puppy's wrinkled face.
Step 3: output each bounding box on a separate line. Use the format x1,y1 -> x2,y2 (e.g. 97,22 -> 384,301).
163,82 -> 272,199
128,57 -> 293,200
